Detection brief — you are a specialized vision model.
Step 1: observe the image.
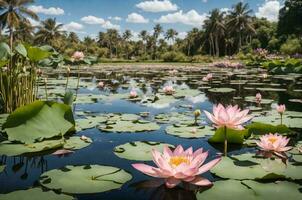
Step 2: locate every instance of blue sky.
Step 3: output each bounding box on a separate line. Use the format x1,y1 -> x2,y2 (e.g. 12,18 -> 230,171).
29,0 -> 282,39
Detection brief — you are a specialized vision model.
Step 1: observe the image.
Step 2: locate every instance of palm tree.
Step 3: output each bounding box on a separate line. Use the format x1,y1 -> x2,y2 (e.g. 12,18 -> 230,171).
139,30 -> 148,54
123,30 -> 132,59
153,24 -> 163,59
106,29 -> 120,59
15,19 -> 35,42
227,2 -> 255,51
185,28 -> 199,56
35,18 -> 65,47
0,0 -> 38,48
165,28 -> 178,51
204,9 -> 225,56
68,32 -> 80,43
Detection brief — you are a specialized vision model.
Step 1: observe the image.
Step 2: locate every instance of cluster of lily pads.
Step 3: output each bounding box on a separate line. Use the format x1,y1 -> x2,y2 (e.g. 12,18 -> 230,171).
0,63 -> 302,199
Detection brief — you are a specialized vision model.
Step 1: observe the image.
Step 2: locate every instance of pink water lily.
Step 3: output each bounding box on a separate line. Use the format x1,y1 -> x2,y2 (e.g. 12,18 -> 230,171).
130,90 -> 138,98
98,81 -> 104,88
72,51 -> 84,61
204,104 -> 252,130
163,86 -> 175,95
256,133 -> 292,155
132,145 -> 221,188
276,104 -> 286,114
255,93 -> 262,104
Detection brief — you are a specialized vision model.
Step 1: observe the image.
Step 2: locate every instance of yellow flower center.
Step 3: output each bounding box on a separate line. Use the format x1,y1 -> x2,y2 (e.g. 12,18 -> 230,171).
169,156 -> 190,167
268,137 -> 278,144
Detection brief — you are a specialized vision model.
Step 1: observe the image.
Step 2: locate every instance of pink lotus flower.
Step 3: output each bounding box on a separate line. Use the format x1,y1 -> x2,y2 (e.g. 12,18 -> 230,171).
52,149 -> 74,157
256,133 -> 292,154
204,104 -> 252,130
276,104 -> 286,114
72,51 -> 84,61
202,77 -> 209,82
163,86 -> 175,95
255,93 -> 262,103
132,145 -> 221,188
98,81 -> 104,88
206,73 -> 213,80
130,90 -> 138,98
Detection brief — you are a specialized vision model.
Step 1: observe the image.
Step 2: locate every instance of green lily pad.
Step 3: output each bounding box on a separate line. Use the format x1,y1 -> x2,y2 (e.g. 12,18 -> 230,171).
246,122 -> 292,136
208,128 -> 249,144
256,87 -> 287,92
208,88 -> 236,93
100,120 -> 160,133
292,154 -> 302,162
173,88 -> 201,98
76,115 -> 107,131
0,188 -> 74,200
242,180 -> 302,200
0,140 -> 63,156
155,112 -> 196,125
252,111 -> 302,128
244,96 -> 274,104
143,95 -> 177,109
0,165 -> 5,173
165,125 -> 214,139
196,180 -> 256,200
40,165 -> 132,194
212,153 -> 302,180
3,101 -> 75,144
63,137 -> 92,150
114,141 -> 174,161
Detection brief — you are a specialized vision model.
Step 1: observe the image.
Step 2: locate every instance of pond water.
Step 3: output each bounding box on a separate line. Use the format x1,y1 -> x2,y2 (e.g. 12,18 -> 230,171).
0,66 -> 302,199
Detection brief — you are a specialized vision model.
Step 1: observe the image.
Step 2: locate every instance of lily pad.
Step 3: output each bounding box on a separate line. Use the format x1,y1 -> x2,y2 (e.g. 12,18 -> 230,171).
165,125 -> 214,138
3,101 -> 75,144
0,165 -> 5,173
40,165 -> 132,194
63,136 -> 92,150
246,122 -> 291,136
196,180 -> 256,200
100,120 -> 160,133
209,128 -> 249,144
208,88 -> 236,93
243,180 -> 302,200
0,188 -> 74,200
244,96 -> 274,104
114,141 -> 174,161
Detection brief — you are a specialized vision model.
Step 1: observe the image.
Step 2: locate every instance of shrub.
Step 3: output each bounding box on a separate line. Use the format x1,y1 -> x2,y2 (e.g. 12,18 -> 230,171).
280,38 -> 302,55
191,55 -> 213,63
161,51 -> 187,62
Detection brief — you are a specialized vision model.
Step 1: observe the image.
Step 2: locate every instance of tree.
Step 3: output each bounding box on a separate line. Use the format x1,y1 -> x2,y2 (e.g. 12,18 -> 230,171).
0,0 -> 38,48
278,0 -> 302,37
68,32 -> 80,43
165,28 -> 178,44
227,2 -> 255,51
204,9 -> 225,56
152,24 -> 163,59
35,18 -> 65,47
139,30 -> 148,54
106,29 -> 120,59
123,29 -> 132,59
15,19 -> 35,43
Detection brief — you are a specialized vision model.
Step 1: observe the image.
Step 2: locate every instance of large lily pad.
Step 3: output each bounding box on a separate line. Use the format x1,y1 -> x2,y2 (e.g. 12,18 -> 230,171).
0,188 -> 74,200
165,125 -> 214,138
252,110 -> 302,128
63,136 -> 92,150
3,101 -> 75,144
208,128 -> 249,144
40,165 -> 132,194
196,180 -> 256,200
243,180 -> 302,200
114,141 -> 174,161
143,95 -> 177,109
212,153 -> 302,180
0,165 -> 5,173
246,122 -> 291,136
208,88 -> 236,93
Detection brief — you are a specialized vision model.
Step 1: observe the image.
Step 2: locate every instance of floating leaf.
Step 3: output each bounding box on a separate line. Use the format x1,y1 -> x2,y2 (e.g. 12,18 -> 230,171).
196,180 -> 256,200
246,122 -> 291,136
3,101 -> 75,144
209,128 -> 249,144
0,188 -> 74,200
0,165 -> 5,173
165,125 -> 214,139
40,165 -> 132,194
63,136 -> 92,150
114,141 -> 174,161
208,88 -> 236,93
100,120 -> 160,133
242,180 -> 302,200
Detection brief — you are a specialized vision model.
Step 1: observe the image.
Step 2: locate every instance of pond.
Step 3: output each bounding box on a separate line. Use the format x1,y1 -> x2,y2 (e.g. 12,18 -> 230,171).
0,65 -> 302,200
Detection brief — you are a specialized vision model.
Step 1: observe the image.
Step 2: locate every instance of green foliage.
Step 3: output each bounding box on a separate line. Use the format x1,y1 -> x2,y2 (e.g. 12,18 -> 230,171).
24,45 -> 51,63
191,55 -> 213,63
2,101 -> 75,144
15,43 -> 27,57
0,43 -> 11,60
161,51 -> 187,62
262,58 -> 302,74
280,38 -> 302,55
209,127 -> 249,144
246,122 -> 292,135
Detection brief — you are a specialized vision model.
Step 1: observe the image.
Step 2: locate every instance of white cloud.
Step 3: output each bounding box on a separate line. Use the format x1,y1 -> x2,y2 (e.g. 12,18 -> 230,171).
102,21 -> 120,29
81,15 -> 105,24
109,16 -> 122,21
136,0 -> 178,13
255,0 -> 280,22
27,18 -> 40,26
202,0 -> 208,3
155,10 -> 208,27
177,32 -> 187,39
81,15 -> 119,30
62,22 -> 84,32
29,5 -> 64,15
126,13 -> 149,23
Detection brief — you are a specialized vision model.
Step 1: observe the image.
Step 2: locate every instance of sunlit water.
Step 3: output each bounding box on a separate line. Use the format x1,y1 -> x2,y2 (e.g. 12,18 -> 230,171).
1,66 -> 301,199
